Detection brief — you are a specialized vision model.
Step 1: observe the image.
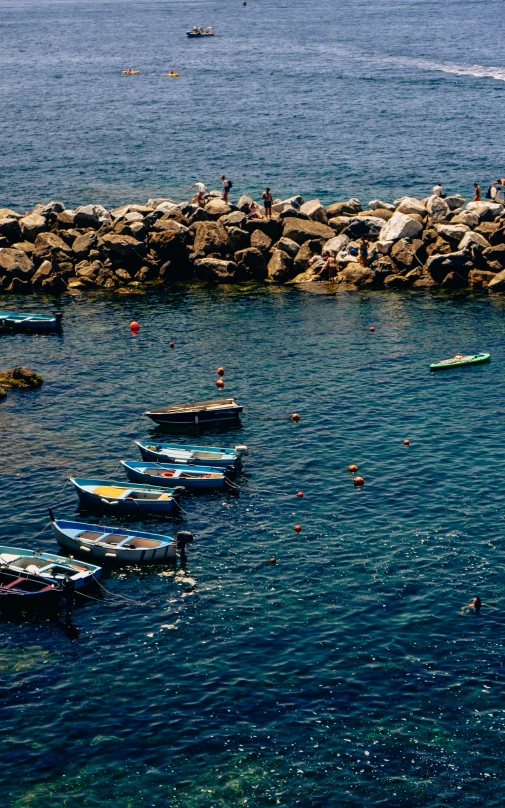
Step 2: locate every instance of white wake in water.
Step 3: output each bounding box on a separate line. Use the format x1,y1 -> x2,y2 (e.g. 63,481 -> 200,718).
389,56 -> 505,82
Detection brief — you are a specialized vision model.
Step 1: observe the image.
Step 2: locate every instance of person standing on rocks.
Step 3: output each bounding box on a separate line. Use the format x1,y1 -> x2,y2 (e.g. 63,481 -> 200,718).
221,175 -> 232,203
359,239 -> 369,268
473,182 -> 481,202
262,188 -> 273,218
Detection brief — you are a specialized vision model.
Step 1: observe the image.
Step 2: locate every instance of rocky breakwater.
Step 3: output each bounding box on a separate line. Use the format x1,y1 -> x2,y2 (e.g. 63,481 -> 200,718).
0,366 -> 43,400
0,192 -> 505,294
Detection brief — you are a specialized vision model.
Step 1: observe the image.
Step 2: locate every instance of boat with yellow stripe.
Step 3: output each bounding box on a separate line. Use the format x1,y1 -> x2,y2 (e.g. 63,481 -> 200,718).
70,477 -> 184,514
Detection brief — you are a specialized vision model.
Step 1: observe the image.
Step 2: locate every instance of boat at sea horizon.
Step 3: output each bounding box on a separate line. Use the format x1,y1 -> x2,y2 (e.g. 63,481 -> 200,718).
145,398 -> 243,426
186,26 -> 214,37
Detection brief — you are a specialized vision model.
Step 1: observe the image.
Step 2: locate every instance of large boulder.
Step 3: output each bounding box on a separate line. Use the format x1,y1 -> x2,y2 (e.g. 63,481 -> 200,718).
19,214 -> 47,242
379,211 -> 423,242
55,210 -> 77,229
369,199 -> 395,212
339,263 -> 375,286
31,260 -> 55,287
100,233 -> 146,261
250,229 -> 272,254
482,245 -> 505,271
444,194 -> 466,211
426,195 -> 450,222
0,217 -> 21,244
244,217 -> 282,241
293,240 -> 323,274
227,227 -> 250,253
282,217 -> 334,245
452,210 -> 480,229
236,195 -> 255,213
368,208 -> 393,222
272,195 -> 303,213
278,206 -> 310,221
466,202 -> 503,221
234,247 -> 267,279
192,221 -> 230,256
149,230 -> 188,264
343,216 -> 384,239
204,198 -> 231,218
436,223 -> 469,245
267,249 -> 293,282
468,269 -> 496,289
383,274 -> 412,289
326,199 -> 362,217
426,250 -> 470,283
396,197 -> 426,217
300,199 -> 328,223
219,210 -> 247,229
273,237 -> 299,257
328,216 -> 351,234
4,277 -> 32,294
458,231 -> 491,251
194,257 -> 238,282
390,238 -> 424,272
488,269 -> 505,292
489,227 -> 505,247
74,204 -> 109,228
0,248 -> 35,280
33,232 -> 73,263
323,234 -> 350,256
0,207 -> 21,219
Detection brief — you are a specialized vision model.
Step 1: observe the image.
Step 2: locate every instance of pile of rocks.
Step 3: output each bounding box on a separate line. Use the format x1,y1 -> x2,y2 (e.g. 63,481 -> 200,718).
0,366 -> 43,399
1,191 -> 505,294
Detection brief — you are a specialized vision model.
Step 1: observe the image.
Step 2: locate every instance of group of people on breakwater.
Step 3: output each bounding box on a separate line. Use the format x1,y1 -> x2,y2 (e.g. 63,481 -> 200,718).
1,178 -> 505,295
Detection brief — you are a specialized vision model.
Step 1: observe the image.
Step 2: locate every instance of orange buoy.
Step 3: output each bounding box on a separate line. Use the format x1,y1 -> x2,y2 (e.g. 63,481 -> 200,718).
404,439 -> 410,446
216,378 -> 224,388
297,491 -> 304,497
294,525 -> 301,533
370,326 -> 375,332
354,476 -> 365,486
268,557 -> 276,564
291,413 -> 300,422
169,341 -> 175,348
130,321 -> 139,331
347,464 -> 358,473
217,367 -> 224,376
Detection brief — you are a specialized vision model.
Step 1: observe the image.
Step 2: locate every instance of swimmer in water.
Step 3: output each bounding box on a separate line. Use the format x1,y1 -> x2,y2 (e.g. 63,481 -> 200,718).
462,596 -> 482,612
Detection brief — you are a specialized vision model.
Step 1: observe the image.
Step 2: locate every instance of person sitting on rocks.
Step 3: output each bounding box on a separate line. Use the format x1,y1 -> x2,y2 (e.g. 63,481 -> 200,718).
486,180 -> 501,201
473,182 -> 481,202
245,200 -> 262,220
359,239 -> 369,268
432,183 -> 443,197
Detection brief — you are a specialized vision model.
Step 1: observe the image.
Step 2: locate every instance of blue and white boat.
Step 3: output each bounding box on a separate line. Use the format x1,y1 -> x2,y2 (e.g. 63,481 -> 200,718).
51,518 -> 192,563
0,311 -> 63,333
0,545 -> 101,589
122,460 -> 226,491
0,568 -> 62,610
70,477 -> 183,514
136,440 -> 246,471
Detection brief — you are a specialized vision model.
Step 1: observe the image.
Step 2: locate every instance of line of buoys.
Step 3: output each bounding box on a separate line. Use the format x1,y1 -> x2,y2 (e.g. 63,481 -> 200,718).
291,413 -> 300,422
347,464 -> 358,473
217,367 -> 224,376
297,491 -> 304,498
294,525 -> 301,533
216,378 -> 224,388
354,477 -> 365,486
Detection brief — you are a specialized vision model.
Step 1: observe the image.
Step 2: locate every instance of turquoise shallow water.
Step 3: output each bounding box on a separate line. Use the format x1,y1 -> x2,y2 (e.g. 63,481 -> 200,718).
2,286 -> 505,806
0,0 -> 505,209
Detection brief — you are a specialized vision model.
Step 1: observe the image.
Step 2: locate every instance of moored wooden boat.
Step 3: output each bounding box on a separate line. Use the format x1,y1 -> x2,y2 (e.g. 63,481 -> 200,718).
70,477 -> 184,514
0,311 -> 63,333
135,440 -> 246,470
145,398 -> 243,426
0,545 -> 101,588
122,460 -> 226,491
430,352 -> 490,371
0,568 -> 62,610
51,518 -> 193,563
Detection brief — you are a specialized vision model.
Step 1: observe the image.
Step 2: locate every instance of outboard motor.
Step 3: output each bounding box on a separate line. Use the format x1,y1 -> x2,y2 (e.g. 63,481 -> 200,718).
234,444 -> 249,457
172,486 -> 186,504
176,530 -> 194,563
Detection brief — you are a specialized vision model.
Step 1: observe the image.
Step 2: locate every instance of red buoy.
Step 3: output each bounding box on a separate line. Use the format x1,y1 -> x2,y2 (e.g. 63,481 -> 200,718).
294,525 -> 301,533
216,378 -> 224,388
297,491 -> 304,497
354,476 -> 365,486
404,439 -> 410,446
291,413 -> 300,422
348,464 -> 358,473
370,326 -> 375,332
268,557 -> 276,564
169,341 -> 175,348
130,321 -> 139,332
217,367 -> 224,376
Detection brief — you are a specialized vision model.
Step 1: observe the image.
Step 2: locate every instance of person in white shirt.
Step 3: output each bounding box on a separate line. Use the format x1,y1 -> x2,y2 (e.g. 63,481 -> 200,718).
432,183 -> 442,197
190,181 -> 209,206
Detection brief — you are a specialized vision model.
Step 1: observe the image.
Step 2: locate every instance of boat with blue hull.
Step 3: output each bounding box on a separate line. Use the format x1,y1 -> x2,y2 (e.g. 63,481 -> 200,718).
0,545 -> 101,588
136,440 -> 246,470
51,518 -> 192,563
145,398 -> 243,426
0,568 -> 63,611
122,460 -> 227,491
70,477 -> 184,514
0,311 -> 63,333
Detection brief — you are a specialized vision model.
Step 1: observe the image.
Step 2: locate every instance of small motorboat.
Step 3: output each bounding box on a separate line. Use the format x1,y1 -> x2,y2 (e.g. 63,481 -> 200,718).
430,352 -> 490,371
145,398 -> 243,426
0,545 -> 101,588
0,311 -> 63,333
135,440 -> 246,470
186,26 -> 214,37
70,477 -> 184,514
122,68 -> 139,75
122,460 -> 227,491
51,517 -> 193,563
0,568 -> 62,611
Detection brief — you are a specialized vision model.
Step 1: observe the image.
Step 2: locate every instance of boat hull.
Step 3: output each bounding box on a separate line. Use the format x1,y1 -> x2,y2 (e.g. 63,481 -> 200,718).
146,407 -> 242,425
136,442 -> 240,470
0,312 -> 62,333
123,462 -> 226,491
430,353 -> 490,371
0,545 -> 101,589
74,487 -> 178,514
52,519 -> 177,563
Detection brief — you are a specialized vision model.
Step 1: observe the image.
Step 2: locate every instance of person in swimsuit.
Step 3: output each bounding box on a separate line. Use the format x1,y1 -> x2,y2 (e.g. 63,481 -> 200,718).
359,239 -> 369,267
221,174 -> 231,203
473,182 -> 481,202
461,596 -> 495,613
262,188 -> 273,218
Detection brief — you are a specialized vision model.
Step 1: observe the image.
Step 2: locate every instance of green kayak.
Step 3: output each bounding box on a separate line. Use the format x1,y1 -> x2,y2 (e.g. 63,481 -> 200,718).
430,352 -> 490,371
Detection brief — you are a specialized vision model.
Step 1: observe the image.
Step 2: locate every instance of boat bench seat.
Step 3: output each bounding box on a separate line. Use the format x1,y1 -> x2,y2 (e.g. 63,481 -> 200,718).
78,531 -> 103,541
98,534 -> 127,546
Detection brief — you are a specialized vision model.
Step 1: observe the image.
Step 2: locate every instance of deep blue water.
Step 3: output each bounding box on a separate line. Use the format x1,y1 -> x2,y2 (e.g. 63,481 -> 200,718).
2,285 -> 505,806
0,0 -> 505,210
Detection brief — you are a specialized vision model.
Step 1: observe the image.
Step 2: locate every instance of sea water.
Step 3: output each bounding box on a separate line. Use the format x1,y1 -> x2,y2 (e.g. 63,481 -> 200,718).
0,0 -> 504,210
1,285 -> 505,806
